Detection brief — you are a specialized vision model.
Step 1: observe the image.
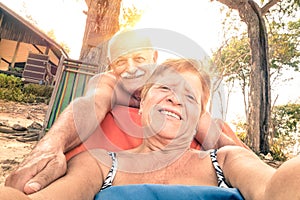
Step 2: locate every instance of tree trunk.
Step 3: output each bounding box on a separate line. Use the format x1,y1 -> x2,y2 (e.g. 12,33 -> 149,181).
80,0 -> 121,72
217,0 -> 271,153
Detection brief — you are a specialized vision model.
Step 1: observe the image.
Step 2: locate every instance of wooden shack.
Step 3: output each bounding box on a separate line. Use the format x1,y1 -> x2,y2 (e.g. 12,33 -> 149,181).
0,2 -> 68,84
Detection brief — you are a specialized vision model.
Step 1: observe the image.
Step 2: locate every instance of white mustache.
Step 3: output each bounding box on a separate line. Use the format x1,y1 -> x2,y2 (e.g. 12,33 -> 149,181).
121,70 -> 145,79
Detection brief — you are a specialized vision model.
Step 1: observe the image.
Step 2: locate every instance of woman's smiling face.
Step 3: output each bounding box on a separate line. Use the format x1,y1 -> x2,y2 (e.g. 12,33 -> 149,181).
140,68 -> 203,142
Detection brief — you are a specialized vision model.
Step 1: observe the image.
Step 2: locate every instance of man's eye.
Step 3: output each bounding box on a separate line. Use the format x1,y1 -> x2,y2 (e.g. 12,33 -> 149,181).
115,59 -> 127,66
134,57 -> 146,63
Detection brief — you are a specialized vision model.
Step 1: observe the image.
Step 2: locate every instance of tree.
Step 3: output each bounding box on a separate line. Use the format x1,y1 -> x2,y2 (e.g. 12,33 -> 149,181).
79,0 -> 122,72
214,0 -> 300,153
216,0 -> 274,153
214,20 -> 299,120
214,35 -> 251,119
119,5 -> 144,30
79,0 -> 143,72
47,30 -> 71,54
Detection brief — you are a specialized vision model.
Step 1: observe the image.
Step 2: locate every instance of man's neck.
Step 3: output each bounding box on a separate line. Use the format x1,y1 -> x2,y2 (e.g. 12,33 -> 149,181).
129,90 -> 141,108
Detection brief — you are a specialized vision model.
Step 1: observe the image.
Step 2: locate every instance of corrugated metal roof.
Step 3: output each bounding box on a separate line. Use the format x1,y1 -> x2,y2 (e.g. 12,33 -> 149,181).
0,2 -> 68,59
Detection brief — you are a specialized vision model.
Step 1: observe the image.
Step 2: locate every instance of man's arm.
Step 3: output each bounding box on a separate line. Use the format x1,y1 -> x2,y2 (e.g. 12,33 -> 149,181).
28,151 -> 104,200
195,112 -> 248,150
5,72 -> 118,194
0,151 -> 103,200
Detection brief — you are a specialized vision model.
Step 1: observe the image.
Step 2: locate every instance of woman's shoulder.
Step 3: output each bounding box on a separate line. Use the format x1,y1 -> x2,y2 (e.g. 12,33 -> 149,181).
89,149 -> 114,164
218,145 -> 253,156
216,145 -> 257,168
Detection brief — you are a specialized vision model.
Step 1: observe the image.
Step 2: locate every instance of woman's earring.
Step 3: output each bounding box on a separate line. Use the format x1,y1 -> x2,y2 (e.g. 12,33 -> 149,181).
138,109 -> 142,115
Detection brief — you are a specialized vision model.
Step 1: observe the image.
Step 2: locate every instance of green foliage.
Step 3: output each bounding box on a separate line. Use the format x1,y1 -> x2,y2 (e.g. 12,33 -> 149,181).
214,18 -> 300,84
270,104 -> 300,160
0,74 -> 53,103
0,73 -> 23,88
267,0 -> 300,19
268,20 -> 300,72
232,120 -> 248,143
271,104 -> 300,137
270,137 -> 288,161
23,84 -> 53,99
232,103 -> 300,160
214,35 -> 251,85
47,29 -> 70,54
60,42 -> 71,54
119,5 -> 144,30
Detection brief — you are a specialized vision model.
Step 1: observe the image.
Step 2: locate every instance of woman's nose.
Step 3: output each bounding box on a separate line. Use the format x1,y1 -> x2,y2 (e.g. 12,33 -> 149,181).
166,93 -> 182,106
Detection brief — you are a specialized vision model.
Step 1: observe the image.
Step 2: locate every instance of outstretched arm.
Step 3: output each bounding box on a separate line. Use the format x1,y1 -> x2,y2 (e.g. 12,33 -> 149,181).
5,72 -> 118,194
218,146 -> 275,200
220,146 -> 300,199
264,155 -> 300,200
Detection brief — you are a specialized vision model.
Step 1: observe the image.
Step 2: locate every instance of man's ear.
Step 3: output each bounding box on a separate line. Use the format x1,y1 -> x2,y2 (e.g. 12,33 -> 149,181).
152,50 -> 158,63
106,56 -> 112,70
139,100 -> 144,110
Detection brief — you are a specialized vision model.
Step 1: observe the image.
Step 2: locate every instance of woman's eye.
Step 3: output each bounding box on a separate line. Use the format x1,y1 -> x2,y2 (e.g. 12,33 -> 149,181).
186,95 -> 196,101
160,86 -> 170,91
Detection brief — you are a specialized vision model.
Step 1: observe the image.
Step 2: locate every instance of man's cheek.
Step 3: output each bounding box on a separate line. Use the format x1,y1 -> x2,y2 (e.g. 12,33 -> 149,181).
113,66 -> 127,75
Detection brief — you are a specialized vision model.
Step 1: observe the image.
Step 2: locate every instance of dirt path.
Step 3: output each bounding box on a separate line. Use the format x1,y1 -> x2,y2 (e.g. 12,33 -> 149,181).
0,100 -> 47,186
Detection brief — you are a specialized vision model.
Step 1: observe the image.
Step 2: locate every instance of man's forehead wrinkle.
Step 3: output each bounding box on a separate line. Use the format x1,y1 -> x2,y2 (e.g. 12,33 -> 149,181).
116,50 -> 152,59
109,30 -> 153,61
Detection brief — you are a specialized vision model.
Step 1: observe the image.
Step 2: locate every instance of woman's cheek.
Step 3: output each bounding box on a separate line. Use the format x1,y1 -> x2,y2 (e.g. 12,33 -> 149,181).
187,104 -> 201,127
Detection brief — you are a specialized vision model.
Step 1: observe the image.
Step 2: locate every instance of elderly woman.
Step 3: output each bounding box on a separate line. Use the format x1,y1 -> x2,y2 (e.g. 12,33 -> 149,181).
1,58 -> 300,200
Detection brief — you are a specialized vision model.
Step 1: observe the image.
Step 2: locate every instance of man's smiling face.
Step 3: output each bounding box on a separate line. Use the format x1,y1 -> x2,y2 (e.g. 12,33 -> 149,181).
110,49 -> 157,94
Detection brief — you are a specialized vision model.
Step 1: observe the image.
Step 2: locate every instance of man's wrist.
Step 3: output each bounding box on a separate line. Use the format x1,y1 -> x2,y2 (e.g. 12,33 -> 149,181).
37,132 -> 65,154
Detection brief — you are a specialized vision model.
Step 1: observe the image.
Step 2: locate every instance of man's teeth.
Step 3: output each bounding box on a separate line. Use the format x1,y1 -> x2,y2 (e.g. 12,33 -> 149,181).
160,110 -> 180,120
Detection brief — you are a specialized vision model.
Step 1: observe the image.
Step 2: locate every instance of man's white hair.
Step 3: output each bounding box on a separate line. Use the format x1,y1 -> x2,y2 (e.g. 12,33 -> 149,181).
107,29 -> 154,62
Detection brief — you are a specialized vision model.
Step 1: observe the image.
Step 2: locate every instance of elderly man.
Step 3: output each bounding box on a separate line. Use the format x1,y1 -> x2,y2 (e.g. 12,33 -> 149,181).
5,29 -> 246,194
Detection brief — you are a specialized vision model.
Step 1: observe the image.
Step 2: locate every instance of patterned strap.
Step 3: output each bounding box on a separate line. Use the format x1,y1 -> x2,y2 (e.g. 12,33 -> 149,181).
100,152 -> 118,191
210,149 -> 230,188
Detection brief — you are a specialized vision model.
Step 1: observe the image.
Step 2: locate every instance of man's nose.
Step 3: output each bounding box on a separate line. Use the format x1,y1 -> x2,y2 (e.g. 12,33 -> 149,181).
126,59 -> 138,74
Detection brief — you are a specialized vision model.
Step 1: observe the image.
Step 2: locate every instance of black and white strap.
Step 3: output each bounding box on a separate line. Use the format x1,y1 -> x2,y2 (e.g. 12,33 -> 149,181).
210,149 -> 230,188
100,152 -> 118,191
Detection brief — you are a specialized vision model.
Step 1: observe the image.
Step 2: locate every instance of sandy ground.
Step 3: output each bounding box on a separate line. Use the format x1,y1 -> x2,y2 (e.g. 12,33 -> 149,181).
0,100 -> 47,187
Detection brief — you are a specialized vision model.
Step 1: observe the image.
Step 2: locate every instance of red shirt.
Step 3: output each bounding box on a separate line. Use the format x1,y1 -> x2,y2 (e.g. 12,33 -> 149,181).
66,105 -> 201,160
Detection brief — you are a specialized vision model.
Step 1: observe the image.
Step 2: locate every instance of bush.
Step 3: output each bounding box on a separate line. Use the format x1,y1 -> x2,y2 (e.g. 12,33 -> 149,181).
24,84 -> 53,99
231,120 -> 248,143
0,74 -> 53,103
271,104 -> 300,137
0,73 -> 22,88
270,137 -> 288,161
231,105 -> 300,161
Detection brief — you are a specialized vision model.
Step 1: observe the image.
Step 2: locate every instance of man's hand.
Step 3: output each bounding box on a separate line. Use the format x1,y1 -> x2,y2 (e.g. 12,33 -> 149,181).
195,112 -> 249,150
5,71 -> 120,194
5,138 -> 67,194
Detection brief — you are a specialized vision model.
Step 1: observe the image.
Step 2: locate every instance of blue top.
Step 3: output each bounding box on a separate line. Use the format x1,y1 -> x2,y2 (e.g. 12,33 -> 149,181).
95,184 -> 244,200
94,150 -> 244,199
